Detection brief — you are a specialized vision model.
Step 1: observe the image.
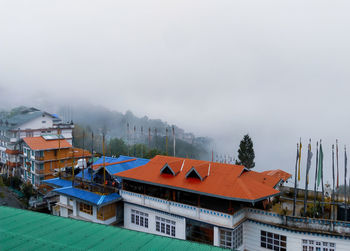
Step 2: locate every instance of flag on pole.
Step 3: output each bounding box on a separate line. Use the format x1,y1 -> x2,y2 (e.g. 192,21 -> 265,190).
298,139 -> 302,181
313,141 -> 319,218
344,146 -> 348,221
317,142 -> 323,187
293,143 -> 300,216
306,141 -> 313,184
303,140 -> 313,216
336,140 -> 339,188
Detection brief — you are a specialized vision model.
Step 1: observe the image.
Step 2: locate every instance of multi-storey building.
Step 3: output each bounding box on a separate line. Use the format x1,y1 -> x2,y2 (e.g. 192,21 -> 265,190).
115,155 -> 350,250
0,107 -> 73,176
115,155 -> 288,248
22,135 -> 90,189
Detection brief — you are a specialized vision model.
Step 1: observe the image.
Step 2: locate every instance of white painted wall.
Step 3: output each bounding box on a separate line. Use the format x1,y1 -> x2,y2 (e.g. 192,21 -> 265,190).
124,203 -> 186,240
244,220 -> 349,251
20,115 -> 54,130
121,190 -> 234,228
213,226 -> 219,246
72,200 -> 116,225
60,207 -> 68,217
60,195 -> 68,205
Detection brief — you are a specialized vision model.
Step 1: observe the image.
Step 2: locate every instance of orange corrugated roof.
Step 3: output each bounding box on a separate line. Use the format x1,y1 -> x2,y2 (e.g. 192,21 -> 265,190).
117,155 -> 289,202
23,136 -> 72,150
166,159 -> 183,175
261,169 -> 292,182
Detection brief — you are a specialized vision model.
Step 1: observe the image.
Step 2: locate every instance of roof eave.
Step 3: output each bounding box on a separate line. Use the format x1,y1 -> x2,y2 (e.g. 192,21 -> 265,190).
53,189 -> 121,207
118,176 -> 280,204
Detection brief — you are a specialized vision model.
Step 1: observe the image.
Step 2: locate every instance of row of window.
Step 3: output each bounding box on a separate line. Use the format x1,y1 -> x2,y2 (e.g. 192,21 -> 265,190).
131,209 -> 149,228
156,216 -> 176,237
130,210 -> 176,237
302,239 -> 335,251
261,230 -> 287,251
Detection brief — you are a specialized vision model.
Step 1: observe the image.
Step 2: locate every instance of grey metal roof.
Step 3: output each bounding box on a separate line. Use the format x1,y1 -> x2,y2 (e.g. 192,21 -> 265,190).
0,107 -> 59,129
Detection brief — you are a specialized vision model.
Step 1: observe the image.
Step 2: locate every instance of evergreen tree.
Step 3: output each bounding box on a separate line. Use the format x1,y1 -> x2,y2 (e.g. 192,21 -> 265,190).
236,134 -> 255,169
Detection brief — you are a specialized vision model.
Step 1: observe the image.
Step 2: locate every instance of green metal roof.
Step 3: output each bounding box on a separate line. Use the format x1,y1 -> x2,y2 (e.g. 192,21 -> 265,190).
0,206 -> 226,251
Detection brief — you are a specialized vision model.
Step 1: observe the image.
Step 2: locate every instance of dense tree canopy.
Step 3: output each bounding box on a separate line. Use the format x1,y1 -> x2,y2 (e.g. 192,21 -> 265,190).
236,134 -> 255,169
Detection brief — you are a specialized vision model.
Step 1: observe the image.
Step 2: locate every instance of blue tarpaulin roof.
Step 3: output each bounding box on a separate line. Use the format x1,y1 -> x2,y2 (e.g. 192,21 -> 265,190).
53,186 -> 121,206
94,155 -> 149,175
43,178 -> 72,188
76,168 -> 92,181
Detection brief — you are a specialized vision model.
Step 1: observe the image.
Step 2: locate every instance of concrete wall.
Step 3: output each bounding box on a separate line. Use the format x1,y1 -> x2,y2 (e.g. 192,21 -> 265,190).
244,220 -> 349,251
121,190 -> 234,228
124,203 -> 186,240
21,115 -> 54,130
121,190 -> 350,250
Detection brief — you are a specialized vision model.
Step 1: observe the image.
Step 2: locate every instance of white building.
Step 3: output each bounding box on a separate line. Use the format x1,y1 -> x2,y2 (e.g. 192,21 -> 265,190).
0,107 -> 73,177
116,155 -> 350,251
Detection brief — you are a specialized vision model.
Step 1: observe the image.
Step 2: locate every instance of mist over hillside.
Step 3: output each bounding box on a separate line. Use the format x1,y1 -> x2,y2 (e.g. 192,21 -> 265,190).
0,105 -> 212,160
60,104 -> 212,160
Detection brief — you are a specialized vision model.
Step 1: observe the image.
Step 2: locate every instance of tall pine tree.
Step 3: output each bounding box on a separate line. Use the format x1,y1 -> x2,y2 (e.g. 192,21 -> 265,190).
236,134 -> 255,169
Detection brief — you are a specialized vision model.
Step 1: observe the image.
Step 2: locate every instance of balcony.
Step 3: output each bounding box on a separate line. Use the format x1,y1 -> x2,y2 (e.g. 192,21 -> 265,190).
120,190 -> 244,228
10,138 -> 18,143
35,169 -> 45,175
35,156 -> 44,161
56,202 -> 73,210
6,161 -> 19,168
5,149 -> 20,155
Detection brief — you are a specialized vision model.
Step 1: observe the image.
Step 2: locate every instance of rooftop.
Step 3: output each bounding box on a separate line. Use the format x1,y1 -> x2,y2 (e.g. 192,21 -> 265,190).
53,186 -> 121,207
261,169 -> 292,182
0,206 -> 224,251
92,155 -> 150,176
42,178 -> 73,188
117,155 -> 289,203
23,136 -> 72,150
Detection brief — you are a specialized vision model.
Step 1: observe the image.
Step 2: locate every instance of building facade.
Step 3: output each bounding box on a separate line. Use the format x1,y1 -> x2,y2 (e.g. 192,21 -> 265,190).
22,136 -> 90,189
116,155 -> 350,250
116,155 -> 293,249
0,107 -> 73,177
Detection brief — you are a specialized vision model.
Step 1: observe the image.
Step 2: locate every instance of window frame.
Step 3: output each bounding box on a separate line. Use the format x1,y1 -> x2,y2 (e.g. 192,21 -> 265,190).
260,230 -> 286,251
219,224 -> 243,249
155,216 -> 176,237
131,209 -> 149,228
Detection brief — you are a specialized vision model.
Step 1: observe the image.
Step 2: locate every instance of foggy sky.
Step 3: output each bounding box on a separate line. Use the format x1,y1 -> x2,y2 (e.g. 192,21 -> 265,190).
1,0 -> 350,189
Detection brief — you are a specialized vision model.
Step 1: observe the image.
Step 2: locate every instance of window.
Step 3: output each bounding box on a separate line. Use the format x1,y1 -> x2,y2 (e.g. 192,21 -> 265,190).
302,239 -> 335,251
131,209 -> 148,228
261,230 -> 286,251
42,121 -> 46,123
79,202 -> 93,215
219,224 -> 243,249
155,216 -> 176,237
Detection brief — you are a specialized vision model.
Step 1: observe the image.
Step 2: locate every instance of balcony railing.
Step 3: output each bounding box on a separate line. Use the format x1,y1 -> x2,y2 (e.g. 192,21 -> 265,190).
35,168 -> 45,175
35,156 -> 44,161
120,190 -> 240,228
5,149 -> 20,155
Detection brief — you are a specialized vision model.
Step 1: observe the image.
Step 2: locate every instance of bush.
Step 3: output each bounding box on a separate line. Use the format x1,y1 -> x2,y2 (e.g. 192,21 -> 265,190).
21,183 -> 34,200
300,203 -> 322,218
0,176 -> 4,187
11,176 -> 22,190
